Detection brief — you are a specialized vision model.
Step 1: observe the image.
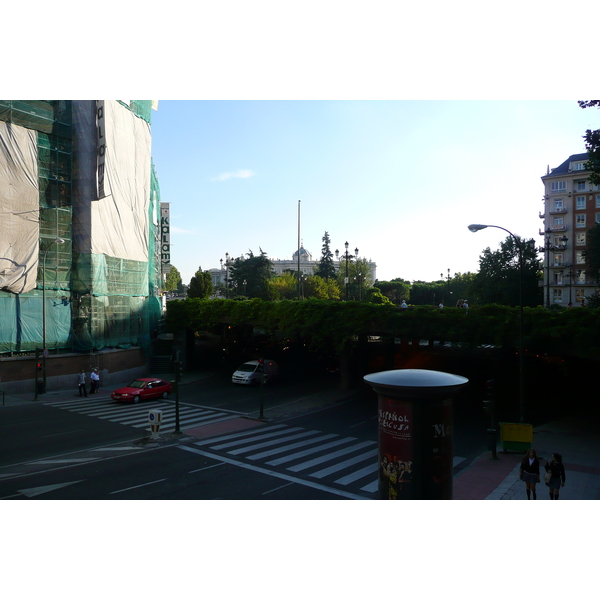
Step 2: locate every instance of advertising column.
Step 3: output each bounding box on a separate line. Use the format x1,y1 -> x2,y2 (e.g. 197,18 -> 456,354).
364,369 -> 468,500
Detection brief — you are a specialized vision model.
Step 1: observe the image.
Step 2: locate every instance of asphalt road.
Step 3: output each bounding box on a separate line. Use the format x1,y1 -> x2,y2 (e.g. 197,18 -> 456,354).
0,374 -> 490,500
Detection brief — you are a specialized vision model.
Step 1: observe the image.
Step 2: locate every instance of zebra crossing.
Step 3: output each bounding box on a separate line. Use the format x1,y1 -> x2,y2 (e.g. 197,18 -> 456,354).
187,423 -> 381,497
184,424 -> 469,499
42,396 -> 241,433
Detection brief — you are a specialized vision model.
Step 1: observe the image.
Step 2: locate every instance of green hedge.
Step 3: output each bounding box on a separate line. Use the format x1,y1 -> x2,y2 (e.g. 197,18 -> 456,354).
165,299 -> 600,358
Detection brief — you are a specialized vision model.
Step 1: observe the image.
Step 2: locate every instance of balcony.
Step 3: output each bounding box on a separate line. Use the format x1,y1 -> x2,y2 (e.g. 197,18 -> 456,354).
550,225 -> 567,232
549,207 -> 567,215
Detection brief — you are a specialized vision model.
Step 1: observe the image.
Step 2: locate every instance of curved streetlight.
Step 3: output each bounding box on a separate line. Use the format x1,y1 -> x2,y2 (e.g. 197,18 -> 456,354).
40,237 -> 65,395
467,224 -> 531,422
220,252 -> 230,299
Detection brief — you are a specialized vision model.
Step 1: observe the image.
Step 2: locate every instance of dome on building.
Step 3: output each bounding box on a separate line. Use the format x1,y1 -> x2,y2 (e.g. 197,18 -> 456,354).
292,245 -> 312,262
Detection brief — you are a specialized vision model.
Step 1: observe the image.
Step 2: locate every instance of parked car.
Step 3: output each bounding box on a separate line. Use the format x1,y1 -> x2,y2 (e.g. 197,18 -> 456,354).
232,359 -> 278,386
111,378 -> 172,403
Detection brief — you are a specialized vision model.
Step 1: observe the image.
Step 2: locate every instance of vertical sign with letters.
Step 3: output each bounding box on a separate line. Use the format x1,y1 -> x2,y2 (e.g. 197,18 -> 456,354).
160,202 -> 170,275
96,100 -> 106,200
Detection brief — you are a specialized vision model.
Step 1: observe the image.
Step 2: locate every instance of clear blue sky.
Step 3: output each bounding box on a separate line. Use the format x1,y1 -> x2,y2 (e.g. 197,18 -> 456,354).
150,100 -> 599,287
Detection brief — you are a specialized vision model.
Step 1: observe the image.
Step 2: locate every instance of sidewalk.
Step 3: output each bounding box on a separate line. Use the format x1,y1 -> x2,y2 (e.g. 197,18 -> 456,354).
454,406 -> 600,500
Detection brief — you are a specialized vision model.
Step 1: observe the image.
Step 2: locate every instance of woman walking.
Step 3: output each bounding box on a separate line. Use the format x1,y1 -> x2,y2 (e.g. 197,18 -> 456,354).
545,453 -> 566,500
520,448 -> 540,500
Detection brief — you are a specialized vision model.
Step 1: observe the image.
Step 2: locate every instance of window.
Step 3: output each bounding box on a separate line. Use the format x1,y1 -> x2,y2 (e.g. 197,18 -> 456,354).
576,288 -> 586,301
596,195 -> 600,208
576,180 -> 586,191
573,162 -> 586,171
554,235 -> 566,246
576,270 -> 586,283
554,217 -> 563,226
576,251 -> 585,264
576,214 -> 586,228
553,288 -> 563,301
551,181 -> 566,194
596,213 -> 600,224
553,272 -> 563,285
554,199 -> 564,210
576,232 -> 586,245
553,253 -> 563,265
576,196 -> 586,209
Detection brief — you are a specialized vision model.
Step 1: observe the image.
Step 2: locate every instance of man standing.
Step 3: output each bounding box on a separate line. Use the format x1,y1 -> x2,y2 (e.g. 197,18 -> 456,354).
90,368 -> 100,394
78,370 -> 88,397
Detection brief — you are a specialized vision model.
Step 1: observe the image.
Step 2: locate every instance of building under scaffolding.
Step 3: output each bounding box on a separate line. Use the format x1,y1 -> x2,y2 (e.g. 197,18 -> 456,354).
0,100 -> 163,388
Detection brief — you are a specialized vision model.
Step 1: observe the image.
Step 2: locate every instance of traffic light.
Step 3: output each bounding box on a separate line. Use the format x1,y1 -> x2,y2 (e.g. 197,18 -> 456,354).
37,362 -> 42,372
483,379 -> 495,416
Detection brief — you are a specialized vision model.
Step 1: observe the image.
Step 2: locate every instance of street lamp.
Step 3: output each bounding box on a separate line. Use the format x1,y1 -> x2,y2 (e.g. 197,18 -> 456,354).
41,237 -> 65,395
538,228 -> 568,307
468,224 -> 534,423
220,252 -> 230,299
335,242 -> 358,301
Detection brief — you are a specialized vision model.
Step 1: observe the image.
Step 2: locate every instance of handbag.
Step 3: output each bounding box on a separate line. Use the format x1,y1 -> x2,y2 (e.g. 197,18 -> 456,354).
543,469 -> 552,485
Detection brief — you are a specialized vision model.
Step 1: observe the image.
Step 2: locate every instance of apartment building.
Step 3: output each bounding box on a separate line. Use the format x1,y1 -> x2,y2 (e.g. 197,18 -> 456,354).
540,153 -> 600,306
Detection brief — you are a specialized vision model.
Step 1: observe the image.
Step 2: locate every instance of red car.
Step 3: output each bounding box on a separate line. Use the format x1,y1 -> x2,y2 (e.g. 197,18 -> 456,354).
111,378 -> 172,403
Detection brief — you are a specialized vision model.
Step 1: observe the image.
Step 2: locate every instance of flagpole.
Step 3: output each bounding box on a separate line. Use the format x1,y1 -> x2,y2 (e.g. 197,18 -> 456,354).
297,199 -> 301,300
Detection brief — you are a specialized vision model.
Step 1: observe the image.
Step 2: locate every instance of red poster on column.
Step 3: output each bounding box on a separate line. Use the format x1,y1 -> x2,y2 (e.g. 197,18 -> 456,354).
378,396 -> 413,500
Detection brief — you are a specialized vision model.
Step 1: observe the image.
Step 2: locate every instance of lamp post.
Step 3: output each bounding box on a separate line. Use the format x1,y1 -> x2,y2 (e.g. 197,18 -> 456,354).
538,228 -> 568,307
41,237 -> 65,395
559,264 -> 580,306
335,242 -> 358,301
468,224 -> 534,423
220,252 -> 230,299
354,271 -> 363,301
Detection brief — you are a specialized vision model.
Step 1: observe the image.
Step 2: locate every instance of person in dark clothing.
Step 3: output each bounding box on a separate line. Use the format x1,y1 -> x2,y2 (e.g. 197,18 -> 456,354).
545,453 -> 566,500
520,448 -> 540,500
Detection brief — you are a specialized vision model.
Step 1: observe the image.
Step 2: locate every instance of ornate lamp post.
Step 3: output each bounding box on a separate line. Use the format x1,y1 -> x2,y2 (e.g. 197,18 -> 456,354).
220,252 -> 231,299
468,224 -> 534,423
41,237 -> 65,395
335,242 -> 358,301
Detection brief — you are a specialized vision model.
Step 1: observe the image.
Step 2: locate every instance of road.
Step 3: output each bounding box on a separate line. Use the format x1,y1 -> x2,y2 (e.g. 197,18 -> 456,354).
0,374 -> 490,500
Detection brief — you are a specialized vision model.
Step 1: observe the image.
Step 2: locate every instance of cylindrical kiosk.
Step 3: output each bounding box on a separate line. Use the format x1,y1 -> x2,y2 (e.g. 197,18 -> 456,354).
148,409 -> 163,439
364,369 -> 468,500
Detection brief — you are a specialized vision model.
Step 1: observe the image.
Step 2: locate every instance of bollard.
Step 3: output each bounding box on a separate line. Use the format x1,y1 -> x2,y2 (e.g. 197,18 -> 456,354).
148,409 -> 163,439
364,369 -> 468,500
487,428 -> 498,460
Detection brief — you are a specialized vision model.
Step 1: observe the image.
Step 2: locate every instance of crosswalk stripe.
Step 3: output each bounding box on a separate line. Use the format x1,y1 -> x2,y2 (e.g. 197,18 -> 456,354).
42,398 -> 237,432
265,436 -> 358,467
287,440 -> 376,473
227,430 -> 322,456
245,433 -> 339,461
193,424 -> 288,446
334,462 -> 378,485
308,448 -> 378,479
209,427 -> 305,451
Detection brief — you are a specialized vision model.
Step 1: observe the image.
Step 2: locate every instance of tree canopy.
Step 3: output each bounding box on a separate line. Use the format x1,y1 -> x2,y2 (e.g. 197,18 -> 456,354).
187,266 -> 213,299
229,249 -> 276,300
470,235 -> 542,307
579,100 -> 600,185
165,265 -> 183,293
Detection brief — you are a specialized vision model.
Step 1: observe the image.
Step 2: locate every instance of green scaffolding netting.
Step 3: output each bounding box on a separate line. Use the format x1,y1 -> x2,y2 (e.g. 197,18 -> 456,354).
0,100 -> 162,355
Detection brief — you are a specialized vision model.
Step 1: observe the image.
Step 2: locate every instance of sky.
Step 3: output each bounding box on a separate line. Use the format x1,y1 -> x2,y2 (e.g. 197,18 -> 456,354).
150,100 -> 600,287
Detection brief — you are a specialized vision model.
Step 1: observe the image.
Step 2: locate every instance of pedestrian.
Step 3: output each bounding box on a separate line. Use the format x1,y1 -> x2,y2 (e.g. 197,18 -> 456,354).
438,302 -> 444,309
401,300 -> 408,308
544,453 -> 566,500
90,368 -> 100,394
77,370 -> 88,397
519,448 -> 540,499
463,300 -> 469,310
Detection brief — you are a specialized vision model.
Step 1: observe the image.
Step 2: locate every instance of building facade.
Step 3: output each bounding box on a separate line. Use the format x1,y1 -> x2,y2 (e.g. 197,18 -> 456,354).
0,101 -> 163,391
210,245 -> 377,290
540,153 -> 600,306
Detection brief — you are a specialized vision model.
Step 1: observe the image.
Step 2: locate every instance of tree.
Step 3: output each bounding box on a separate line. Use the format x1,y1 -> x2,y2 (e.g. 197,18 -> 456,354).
269,272 -> 298,300
229,249 -> 276,300
305,275 -> 341,300
314,231 -> 337,281
583,222 -> 600,283
187,266 -> 213,299
164,265 -> 182,293
375,279 -> 411,305
470,236 -> 542,307
578,100 -> 600,185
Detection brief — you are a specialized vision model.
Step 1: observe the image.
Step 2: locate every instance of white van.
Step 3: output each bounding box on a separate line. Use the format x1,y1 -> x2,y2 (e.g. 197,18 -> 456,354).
232,359 -> 278,386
